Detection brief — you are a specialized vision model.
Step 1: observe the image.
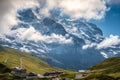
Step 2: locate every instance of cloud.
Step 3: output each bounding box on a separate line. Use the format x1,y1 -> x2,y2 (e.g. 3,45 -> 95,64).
0,0 -> 109,34
82,43 -> 97,49
97,35 -> 120,49
46,33 -> 73,44
10,26 -> 73,44
82,35 -> 120,50
59,0 -> 108,20
40,0 -> 108,20
0,0 -> 39,34
100,52 -> 108,58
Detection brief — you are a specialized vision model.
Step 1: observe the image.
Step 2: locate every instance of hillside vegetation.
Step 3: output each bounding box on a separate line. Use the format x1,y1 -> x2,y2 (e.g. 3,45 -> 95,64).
0,46 -> 68,74
1,46 -> 120,80
89,57 -> 120,74
79,57 -> 120,80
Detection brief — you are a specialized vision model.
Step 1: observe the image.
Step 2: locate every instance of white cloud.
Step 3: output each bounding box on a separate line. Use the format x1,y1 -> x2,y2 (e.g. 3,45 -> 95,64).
0,0 -> 39,34
97,35 -> 120,49
46,33 -> 73,44
0,0 -> 109,34
82,43 -> 97,49
42,0 -> 108,20
100,52 -> 108,58
19,26 -> 42,41
10,26 -> 73,44
59,0 -> 108,20
82,35 -> 120,50
82,35 -> 120,49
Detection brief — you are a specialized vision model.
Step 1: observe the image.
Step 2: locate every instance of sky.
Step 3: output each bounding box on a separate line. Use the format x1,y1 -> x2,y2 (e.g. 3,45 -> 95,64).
0,0 -> 120,37
91,3 -> 120,37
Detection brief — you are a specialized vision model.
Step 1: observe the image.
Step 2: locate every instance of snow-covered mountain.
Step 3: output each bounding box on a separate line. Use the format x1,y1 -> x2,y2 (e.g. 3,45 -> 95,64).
0,8 -> 120,70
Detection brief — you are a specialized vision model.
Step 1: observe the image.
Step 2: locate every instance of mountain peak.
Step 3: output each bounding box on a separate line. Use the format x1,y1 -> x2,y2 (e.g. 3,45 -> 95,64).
0,8 -> 120,70
42,17 -> 67,35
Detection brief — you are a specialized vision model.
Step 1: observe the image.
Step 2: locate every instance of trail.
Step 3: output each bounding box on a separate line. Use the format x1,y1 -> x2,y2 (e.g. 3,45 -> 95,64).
20,57 -> 24,68
4,58 -> 9,63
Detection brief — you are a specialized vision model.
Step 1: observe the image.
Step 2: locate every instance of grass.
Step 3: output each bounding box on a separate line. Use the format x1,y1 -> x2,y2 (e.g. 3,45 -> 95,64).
0,46 -> 73,74
0,63 -> 11,73
0,46 -> 75,79
89,57 -> 120,74
85,57 -> 120,80
78,73 -> 115,80
59,73 -> 75,79
1,46 -> 120,80
108,72 -> 120,78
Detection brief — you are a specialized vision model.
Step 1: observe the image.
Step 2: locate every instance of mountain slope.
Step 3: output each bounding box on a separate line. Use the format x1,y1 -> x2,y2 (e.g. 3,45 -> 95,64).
0,7 -> 120,70
89,57 -> 120,74
78,57 -> 120,80
0,46 -> 66,74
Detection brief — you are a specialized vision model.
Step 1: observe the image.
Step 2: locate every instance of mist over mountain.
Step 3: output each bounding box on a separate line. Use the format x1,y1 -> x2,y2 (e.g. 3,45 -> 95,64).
0,6 -> 120,70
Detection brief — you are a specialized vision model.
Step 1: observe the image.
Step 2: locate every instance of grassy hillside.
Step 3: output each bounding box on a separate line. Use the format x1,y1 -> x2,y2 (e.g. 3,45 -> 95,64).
1,45 -> 120,80
0,46 -> 69,74
79,57 -> 120,80
89,57 -> 120,74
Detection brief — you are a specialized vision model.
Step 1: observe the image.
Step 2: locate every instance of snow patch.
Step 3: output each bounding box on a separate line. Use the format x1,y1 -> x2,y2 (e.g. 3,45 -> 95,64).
100,52 -> 108,58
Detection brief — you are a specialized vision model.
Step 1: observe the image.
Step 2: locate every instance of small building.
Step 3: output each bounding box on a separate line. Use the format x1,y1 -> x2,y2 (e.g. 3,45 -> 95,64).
52,77 -> 59,80
75,73 -> 89,79
78,70 -> 90,73
75,74 -> 83,79
43,71 -> 63,77
11,67 -> 27,77
26,72 -> 39,79
78,70 -> 85,72
26,72 -> 44,79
